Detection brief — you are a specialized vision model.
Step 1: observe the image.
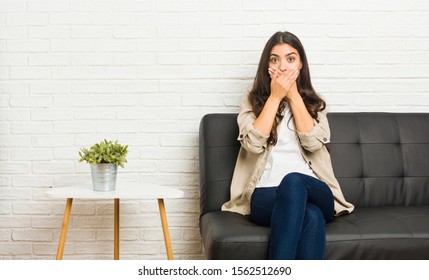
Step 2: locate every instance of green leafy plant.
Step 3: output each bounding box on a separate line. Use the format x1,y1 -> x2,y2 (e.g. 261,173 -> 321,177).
79,139 -> 128,168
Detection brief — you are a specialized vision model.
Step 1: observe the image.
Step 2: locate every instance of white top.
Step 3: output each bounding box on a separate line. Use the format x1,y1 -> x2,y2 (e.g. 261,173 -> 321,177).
256,103 -> 316,188
45,183 -> 184,200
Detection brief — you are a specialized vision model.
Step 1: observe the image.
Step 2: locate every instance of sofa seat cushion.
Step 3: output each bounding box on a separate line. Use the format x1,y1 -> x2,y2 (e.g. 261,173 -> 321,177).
200,206 -> 429,260
200,211 -> 269,259
326,206 -> 429,259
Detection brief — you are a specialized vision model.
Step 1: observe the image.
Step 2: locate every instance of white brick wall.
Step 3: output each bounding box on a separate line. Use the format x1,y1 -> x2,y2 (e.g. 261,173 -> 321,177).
0,0 -> 429,260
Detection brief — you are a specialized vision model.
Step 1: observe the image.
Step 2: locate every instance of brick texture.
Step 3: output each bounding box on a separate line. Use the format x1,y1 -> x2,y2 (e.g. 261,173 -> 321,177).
1,0 -> 429,260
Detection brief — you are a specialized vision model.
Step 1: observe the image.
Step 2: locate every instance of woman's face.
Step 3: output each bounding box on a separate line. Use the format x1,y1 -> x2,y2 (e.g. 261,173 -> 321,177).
268,43 -> 302,73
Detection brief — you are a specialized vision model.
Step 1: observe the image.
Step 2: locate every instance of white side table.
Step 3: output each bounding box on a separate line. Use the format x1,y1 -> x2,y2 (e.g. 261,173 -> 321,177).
46,183 -> 184,260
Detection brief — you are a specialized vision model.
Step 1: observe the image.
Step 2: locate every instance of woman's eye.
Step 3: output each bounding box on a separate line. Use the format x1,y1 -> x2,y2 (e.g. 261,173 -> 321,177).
270,57 -> 279,63
287,57 -> 295,62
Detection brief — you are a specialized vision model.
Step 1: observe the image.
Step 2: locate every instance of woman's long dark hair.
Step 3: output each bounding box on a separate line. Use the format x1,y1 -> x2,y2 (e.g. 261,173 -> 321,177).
249,31 -> 325,146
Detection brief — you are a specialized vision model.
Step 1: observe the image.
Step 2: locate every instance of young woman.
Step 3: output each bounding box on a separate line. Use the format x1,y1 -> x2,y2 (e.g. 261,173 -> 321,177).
222,31 -> 354,260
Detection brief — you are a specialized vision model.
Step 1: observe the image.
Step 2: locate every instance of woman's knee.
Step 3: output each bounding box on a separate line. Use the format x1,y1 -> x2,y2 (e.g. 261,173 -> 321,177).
280,172 -> 303,184
277,172 -> 306,195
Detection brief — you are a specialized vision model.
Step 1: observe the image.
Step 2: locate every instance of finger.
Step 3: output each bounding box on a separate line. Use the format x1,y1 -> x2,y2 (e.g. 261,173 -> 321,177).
288,68 -> 299,80
272,68 -> 279,76
269,68 -> 280,80
276,69 -> 298,88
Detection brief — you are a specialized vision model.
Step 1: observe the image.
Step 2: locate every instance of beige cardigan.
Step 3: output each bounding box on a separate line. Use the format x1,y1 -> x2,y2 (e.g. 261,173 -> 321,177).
221,93 -> 355,216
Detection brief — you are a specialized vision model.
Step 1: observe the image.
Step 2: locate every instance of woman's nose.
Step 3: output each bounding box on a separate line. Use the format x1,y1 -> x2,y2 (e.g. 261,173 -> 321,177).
279,60 -> 288,71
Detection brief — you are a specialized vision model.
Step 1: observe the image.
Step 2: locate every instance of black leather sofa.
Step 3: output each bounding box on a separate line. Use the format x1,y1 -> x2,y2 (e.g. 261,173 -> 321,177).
199,113 -> 429,259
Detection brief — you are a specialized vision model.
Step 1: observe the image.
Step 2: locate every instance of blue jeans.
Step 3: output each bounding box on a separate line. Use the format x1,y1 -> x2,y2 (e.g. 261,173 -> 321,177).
250,172 -> 334,260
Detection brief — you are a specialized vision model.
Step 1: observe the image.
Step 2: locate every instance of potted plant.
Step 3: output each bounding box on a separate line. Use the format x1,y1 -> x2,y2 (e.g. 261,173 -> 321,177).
79,139 -> 128,191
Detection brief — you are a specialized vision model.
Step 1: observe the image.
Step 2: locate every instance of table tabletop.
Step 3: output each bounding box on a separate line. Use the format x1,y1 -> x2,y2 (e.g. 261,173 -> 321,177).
45,183 -> 184,200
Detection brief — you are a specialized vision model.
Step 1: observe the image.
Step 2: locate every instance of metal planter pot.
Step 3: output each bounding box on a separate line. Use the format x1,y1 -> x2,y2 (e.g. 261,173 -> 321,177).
90,163 -> 118,192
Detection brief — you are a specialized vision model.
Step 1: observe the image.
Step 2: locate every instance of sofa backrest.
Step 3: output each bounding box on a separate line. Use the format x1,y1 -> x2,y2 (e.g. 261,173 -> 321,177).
327,112 -> 429,208
199,114 -> 240,216
199,113 -> 429,215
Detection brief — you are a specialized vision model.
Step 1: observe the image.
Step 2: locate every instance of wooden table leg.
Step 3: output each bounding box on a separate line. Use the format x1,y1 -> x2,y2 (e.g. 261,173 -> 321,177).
158,198 -> 174,260
56,198 -> 73,260
114,198 -> 120,260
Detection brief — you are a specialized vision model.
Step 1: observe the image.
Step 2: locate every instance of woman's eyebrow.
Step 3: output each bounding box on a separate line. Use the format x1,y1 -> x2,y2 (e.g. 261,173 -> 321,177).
270,52 -> 297,57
